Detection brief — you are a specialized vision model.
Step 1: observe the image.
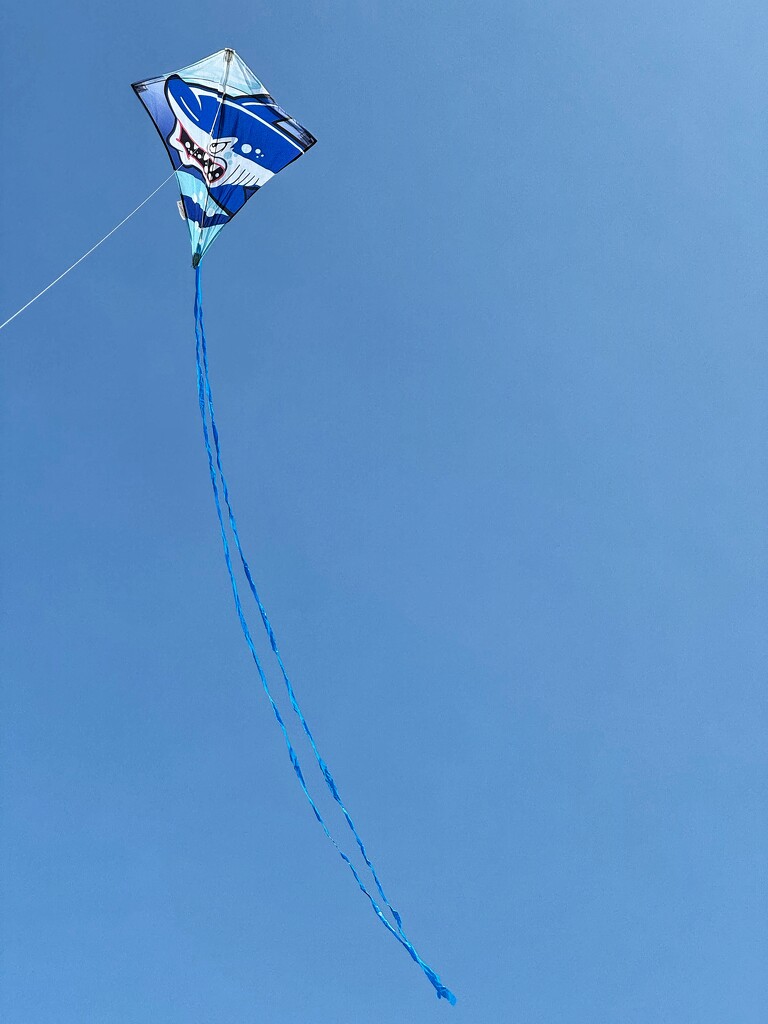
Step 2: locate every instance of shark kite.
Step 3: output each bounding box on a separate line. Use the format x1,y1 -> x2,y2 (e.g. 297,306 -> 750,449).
134,50 -> 315,263
132,49 -> 455,1004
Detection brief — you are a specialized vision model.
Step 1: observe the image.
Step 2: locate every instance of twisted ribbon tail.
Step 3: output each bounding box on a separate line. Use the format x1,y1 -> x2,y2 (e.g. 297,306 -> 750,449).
193,266 -> 455,1006
196,271 -> 406,934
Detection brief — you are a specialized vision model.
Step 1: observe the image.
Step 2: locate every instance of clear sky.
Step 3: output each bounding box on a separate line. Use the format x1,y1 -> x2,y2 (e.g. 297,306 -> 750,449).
1,2 -> 766,1022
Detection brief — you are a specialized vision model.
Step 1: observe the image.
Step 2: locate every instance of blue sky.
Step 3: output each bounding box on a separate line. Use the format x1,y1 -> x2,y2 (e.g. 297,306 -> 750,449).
1,2 -> 766,1021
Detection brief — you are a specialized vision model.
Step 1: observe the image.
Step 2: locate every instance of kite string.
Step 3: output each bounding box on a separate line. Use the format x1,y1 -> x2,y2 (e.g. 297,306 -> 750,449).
0,172 -> 176,333
197,281 -> 407,934
193,267 -> 455,1005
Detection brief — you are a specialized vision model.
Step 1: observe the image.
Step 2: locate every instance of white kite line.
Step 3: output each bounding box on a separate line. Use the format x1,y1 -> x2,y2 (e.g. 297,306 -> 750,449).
0,172 -> 176,332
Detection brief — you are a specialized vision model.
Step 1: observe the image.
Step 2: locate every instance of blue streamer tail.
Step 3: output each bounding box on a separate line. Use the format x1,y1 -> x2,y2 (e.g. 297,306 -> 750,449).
193,266 -> 455,1005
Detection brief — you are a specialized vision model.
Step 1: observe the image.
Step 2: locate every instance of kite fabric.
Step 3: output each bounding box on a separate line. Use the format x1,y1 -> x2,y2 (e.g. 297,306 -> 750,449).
134,49 -> 455,1004
133,48 -> 316,265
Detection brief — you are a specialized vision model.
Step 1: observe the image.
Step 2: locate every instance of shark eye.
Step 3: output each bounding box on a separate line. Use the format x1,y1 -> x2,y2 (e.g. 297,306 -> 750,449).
207,138 -> 233,154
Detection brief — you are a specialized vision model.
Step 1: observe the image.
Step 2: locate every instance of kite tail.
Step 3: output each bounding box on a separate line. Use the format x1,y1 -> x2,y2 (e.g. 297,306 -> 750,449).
196,273 -> 405,931
193,267 -> 455,1006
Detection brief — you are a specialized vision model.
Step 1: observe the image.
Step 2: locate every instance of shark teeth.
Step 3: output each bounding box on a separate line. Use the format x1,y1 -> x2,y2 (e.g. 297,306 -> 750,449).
177,122 -> 225,184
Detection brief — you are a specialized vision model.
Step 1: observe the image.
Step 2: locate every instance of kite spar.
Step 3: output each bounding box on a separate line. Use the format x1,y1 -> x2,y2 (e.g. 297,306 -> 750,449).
133,48 -> 456,1004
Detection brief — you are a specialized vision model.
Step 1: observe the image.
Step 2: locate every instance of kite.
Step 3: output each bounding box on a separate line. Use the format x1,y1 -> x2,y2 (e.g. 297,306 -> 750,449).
132,49 -> 455,1003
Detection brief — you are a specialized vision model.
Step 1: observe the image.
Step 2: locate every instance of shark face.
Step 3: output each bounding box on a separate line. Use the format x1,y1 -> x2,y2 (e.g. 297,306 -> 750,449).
170,114 -> 229,186
166,97 -> 273,190
164,75 -> 312,192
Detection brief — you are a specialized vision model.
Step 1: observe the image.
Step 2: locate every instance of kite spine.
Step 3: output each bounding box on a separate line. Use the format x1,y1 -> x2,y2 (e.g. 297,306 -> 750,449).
193,267 -> 455,1005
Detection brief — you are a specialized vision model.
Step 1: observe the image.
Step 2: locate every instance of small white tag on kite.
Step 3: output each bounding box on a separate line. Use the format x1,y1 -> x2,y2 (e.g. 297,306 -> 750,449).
177,200 -> 186,221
